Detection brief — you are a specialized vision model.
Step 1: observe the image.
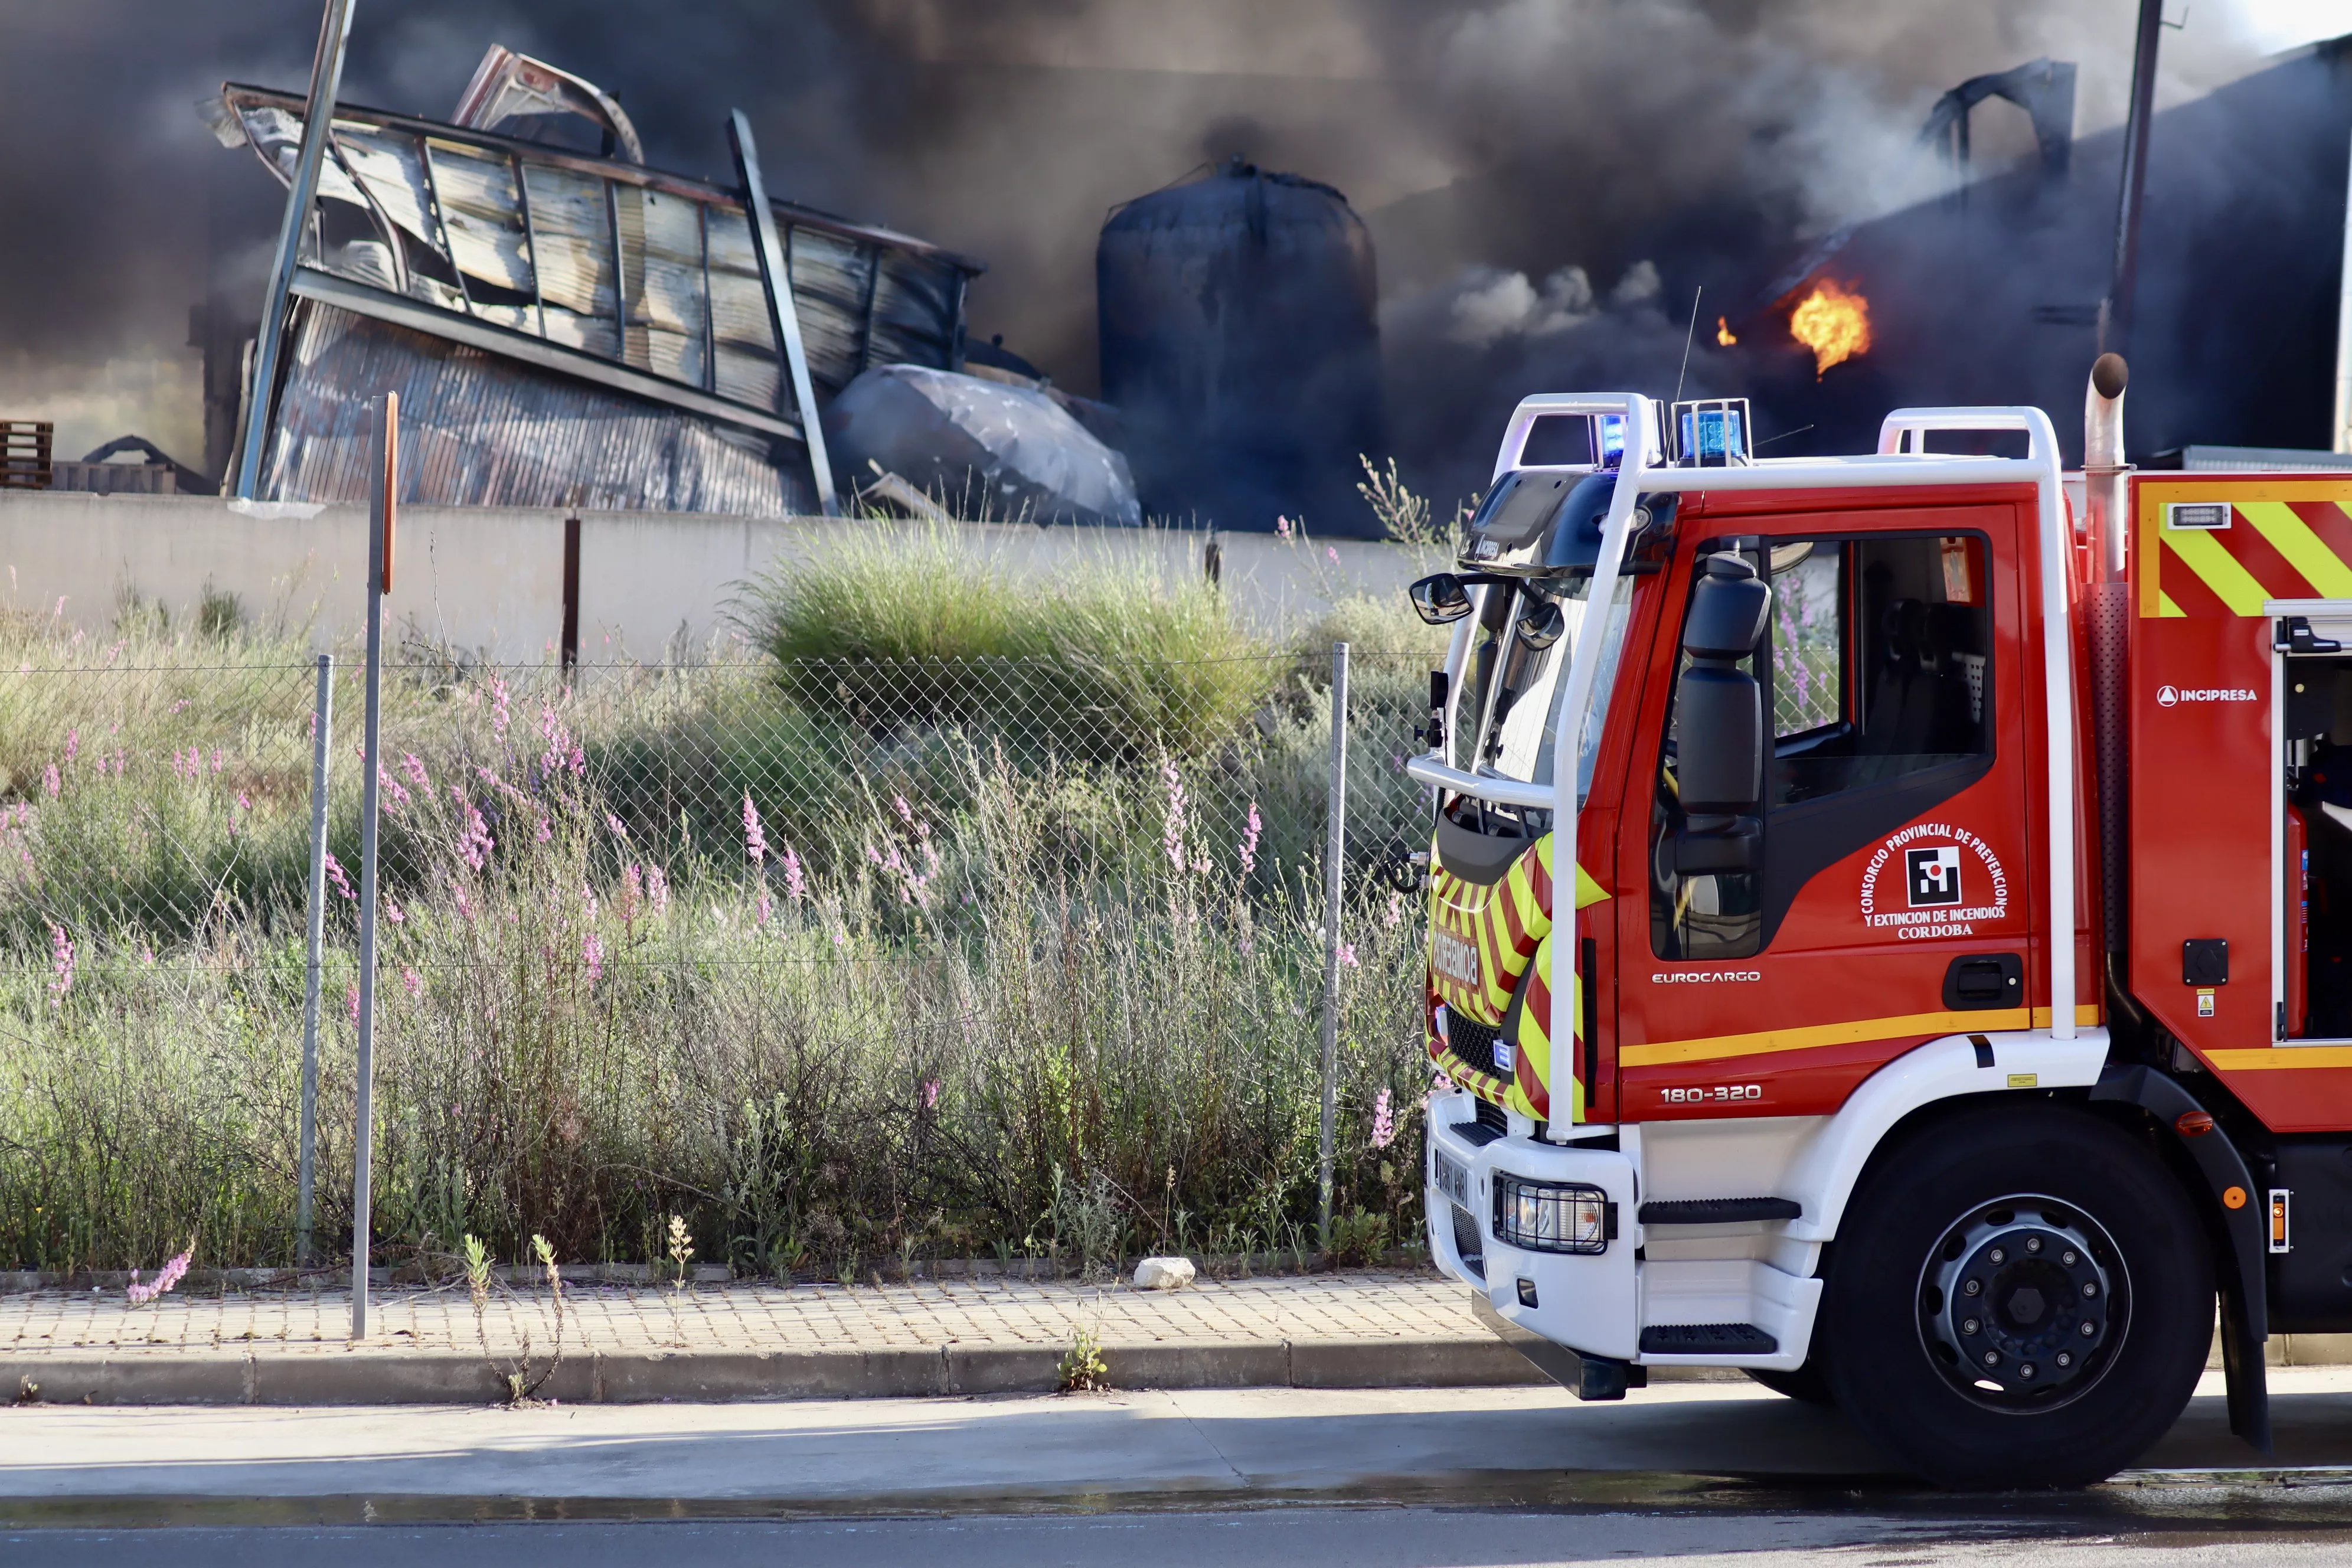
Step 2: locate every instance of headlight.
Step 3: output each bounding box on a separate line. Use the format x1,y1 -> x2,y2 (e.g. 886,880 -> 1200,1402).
1492,1174 -> 1614,1255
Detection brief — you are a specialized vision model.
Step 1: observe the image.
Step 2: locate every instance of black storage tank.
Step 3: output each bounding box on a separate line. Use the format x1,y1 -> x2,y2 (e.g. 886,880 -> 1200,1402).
1097,158 -> 1383,535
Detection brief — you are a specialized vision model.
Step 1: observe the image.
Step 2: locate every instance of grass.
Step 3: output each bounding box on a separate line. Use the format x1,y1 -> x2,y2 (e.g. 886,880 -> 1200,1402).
0,557 -> 1447,1278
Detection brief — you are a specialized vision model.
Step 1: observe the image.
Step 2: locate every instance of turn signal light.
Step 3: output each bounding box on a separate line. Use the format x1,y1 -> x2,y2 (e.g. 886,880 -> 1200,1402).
2175,1110 -> 2216,1138
1492,1174 -> 1614,1255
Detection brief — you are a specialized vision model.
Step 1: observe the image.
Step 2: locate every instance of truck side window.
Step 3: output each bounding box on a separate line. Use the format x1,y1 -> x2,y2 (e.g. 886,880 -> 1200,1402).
1770,535 -> 1990,807
1652,533 -> 1992,961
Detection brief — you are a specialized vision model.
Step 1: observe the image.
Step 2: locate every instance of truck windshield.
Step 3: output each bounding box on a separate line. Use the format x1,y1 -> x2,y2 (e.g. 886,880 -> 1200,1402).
1459,573 -> 1635,808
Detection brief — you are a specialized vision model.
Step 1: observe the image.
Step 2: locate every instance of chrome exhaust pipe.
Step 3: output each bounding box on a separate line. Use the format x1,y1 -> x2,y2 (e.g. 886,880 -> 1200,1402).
2085,352 -> 2129,580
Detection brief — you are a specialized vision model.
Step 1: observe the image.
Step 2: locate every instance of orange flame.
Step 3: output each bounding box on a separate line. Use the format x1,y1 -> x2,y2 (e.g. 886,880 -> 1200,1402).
1788,279 -> 1871,377
1715,315 -> 1736,347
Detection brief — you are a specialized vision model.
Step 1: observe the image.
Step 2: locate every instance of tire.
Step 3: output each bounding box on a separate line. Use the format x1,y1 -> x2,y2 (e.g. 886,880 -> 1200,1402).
1744,1363 -> 1835,1405
1820,1101 -> 2212,1489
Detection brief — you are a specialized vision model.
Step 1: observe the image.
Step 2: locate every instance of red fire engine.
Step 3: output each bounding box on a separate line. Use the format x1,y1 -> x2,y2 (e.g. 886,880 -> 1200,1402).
1410,360 -> 2350,1487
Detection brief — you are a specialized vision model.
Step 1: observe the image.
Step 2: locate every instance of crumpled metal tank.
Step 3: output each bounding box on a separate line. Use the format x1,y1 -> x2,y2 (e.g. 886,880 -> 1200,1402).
1097,159 -> 1383,535
824,364 -> 1141,528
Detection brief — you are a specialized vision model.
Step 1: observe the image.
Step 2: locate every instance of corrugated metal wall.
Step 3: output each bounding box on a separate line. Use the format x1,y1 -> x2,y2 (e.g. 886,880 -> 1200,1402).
264,303 -> 812,515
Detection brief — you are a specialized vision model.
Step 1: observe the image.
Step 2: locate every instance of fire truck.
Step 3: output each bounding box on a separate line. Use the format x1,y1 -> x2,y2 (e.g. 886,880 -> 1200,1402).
1409,360 -> 2352,1487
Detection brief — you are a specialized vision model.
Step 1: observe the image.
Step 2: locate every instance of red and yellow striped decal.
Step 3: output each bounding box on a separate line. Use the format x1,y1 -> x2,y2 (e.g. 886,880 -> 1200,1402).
1426,835 -> 1609,1122
2139,482 -> 2352,619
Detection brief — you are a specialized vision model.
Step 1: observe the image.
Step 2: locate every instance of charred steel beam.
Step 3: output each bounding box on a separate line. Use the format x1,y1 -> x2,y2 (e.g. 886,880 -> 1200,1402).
287,265 -> 806,445
727,109 -> 837,515
2103,0 -> 2165,355
234,0 -> 358,499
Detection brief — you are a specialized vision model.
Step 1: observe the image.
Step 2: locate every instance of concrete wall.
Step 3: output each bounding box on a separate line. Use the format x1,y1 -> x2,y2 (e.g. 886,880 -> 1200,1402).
0,491 -> 1441,664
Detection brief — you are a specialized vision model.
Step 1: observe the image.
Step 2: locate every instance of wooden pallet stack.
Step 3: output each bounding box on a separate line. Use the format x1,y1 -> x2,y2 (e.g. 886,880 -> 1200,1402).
1,422 -> 53,489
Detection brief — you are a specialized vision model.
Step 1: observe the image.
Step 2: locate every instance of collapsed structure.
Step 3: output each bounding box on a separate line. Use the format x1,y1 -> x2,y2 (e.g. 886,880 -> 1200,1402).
201,47 -> 986,515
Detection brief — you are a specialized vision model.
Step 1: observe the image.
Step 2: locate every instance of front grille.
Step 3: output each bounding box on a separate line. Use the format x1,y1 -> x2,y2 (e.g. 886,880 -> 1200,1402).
1474,1097 -> 1509,1136
1445,1010 -> 1502,1075
1450,1204 -> 1486,1280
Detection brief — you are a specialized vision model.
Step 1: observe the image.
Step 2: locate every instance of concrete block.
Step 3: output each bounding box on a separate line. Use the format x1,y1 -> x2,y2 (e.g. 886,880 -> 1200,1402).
1105,1340 -> 1289,1390
249,1353 -> 504,1405
944,1345 -> 1064,1395
1287,1337 -> 1545,1389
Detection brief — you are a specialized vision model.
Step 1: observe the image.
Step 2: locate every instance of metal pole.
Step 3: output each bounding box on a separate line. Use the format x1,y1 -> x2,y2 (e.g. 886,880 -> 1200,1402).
2100,0 -> 2164,357
296,652 -> 333,1266
1318,642 -> 1349,1255
2333,129 -> 2352,455
234,0 -> 358,499
351,392 -> 394,1340
726,109 -> 838,516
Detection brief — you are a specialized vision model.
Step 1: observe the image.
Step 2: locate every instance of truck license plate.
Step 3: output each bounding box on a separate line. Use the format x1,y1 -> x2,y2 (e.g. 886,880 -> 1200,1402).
1435,1149 -> 1472,1210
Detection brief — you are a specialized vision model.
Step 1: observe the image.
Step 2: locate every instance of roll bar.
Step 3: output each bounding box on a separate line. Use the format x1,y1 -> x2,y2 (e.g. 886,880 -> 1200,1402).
1408,398 -> 2077,1074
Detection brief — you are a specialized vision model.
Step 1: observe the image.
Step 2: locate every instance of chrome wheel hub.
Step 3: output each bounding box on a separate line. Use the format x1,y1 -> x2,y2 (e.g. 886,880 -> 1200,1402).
1917,1195 -> 2125,1410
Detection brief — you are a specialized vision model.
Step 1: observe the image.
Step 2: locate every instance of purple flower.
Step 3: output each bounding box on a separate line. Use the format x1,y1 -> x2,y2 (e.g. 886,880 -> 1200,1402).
605,812 -> 628,839
491,674 -> 511,740
1325,545 -> 1340,565
48,925 -> 73,1004
781,844 -> 806,903
743,792 -> 767,864
324,852 -> 355,901
1275,516 -> 1293,539
922,1077 -> 940,1110
1371,1088 -> 1396,1150
1238,801 -> 1262,877
126,1244 -> 192,1305
535,816 -> 553,845
401,753 -> 429,789
384,897 -> 404,925
401,966 -> 422,998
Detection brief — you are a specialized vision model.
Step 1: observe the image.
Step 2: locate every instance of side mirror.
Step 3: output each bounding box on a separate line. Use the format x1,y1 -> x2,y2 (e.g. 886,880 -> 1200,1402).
1409,573 -> 1474,626
1674,553 -> 1770,825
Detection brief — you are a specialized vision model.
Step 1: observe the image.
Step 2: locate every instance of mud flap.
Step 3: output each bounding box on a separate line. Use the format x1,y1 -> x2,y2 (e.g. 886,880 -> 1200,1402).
2091,1063 -> 2271,1453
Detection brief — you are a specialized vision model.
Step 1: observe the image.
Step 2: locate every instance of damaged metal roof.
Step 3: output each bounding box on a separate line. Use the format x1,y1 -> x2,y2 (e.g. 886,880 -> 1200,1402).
209,76 -> 984,514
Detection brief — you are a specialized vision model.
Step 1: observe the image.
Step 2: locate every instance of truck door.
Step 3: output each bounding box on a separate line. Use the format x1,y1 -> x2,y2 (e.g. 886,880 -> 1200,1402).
1616,509 -> 2035,1120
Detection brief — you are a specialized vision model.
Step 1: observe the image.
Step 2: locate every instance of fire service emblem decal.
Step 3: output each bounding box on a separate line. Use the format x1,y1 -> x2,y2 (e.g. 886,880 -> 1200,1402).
1858,823 -> 2009,940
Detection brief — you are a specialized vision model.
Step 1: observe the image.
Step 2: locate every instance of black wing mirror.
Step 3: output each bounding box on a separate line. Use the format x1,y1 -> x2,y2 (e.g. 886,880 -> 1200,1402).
1409,573 -> 1475,626
1672,553 -> 1771,873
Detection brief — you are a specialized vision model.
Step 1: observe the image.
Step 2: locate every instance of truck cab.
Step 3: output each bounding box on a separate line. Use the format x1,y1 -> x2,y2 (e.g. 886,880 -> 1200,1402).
1411,380 -> 2337,1487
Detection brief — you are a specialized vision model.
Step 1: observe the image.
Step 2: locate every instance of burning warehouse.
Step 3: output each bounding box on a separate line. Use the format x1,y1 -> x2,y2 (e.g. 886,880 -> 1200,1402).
203,45 -> 1001,518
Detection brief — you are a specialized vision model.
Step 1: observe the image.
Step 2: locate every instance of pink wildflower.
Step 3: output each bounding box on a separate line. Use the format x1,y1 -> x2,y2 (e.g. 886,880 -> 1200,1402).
535,816 -> 553,844
1326,545 -> 1340,565
781,844 -> 805,903
48,924 -> 73,1004
459,801 -> 494,870
1161,762 -> 1188,874
125,1244 -> 192,1306
491,674 -> 511,740
401,753 -> 429,789
384,897 -> 404,925
212,747 -> 223,775
1370,1087 -> 1396,1150
1275,516 -> 1293,539
453,886 -> 475,922
42,763 -> 58,798
742,792 -> 767,864
64,727 -> 77,763
401,966 -> 422,998
323,852 -> 355,901
922,1077 -> 940,1110
646,865 -> 669,916
756,890 -> 772,926
1238,801 -> 1262,877
1338,942 -> 1359,969
622,864 -> 644,929
582,930 -> 604,984
346,983 -> 360,1024
605,812 -> 628,839
1384,890 -> 1404,927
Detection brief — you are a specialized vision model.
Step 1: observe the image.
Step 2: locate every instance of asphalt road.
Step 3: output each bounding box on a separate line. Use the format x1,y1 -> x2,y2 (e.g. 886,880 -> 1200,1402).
11,1368 -> 2352,1560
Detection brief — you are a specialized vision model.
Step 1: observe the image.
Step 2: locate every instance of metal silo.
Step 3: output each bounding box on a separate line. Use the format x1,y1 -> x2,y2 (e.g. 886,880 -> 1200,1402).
1098,158 -> 1384,535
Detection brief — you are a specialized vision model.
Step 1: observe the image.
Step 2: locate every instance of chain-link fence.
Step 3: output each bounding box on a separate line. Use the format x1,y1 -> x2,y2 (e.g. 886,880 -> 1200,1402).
0,642 -> 1439,1279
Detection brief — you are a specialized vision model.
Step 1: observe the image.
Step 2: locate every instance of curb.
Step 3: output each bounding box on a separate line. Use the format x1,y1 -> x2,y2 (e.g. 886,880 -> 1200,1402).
0,1335 -> 1592,1407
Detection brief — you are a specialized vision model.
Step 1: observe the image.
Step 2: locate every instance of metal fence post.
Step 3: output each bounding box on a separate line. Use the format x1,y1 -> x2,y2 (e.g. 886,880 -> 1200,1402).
296,652 -> 332,1266
1318,641 -> 1349,1255
351,393 -> 394,1340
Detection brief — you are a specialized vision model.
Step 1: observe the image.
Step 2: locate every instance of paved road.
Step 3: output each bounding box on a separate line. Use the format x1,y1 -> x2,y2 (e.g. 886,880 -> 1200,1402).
17,1511 -> 2352,1566
11,1368 -> 2352,1560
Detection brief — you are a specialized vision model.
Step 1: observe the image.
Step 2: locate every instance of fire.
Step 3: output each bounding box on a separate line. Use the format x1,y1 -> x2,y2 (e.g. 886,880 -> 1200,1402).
1788,279 -> 1871,377
1715,316 -> 1736,347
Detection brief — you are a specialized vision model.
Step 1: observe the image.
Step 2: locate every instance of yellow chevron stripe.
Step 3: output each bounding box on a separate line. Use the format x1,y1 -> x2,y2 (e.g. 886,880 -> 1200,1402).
2209,1047 -> 2352,1070
2157,590 -> 2186,619
1622,1004 -> 2099,1068
2242,501 -> 2352,597
2161,526 -> 2271,615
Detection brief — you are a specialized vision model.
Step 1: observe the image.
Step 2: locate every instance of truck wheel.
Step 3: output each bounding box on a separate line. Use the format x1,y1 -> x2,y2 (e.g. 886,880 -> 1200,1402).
1744,1363 -> 1834,1405
1820,1102 -> 2211,1489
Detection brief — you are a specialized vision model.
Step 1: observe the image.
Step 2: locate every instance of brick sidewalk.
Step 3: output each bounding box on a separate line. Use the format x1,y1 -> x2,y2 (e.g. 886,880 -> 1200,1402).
1,1269 -> 1477,1363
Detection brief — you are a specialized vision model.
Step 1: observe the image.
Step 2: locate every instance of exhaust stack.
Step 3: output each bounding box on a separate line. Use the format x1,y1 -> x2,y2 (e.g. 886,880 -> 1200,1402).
2084,353 -> 2131,970
2084,352 -> 2129,580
